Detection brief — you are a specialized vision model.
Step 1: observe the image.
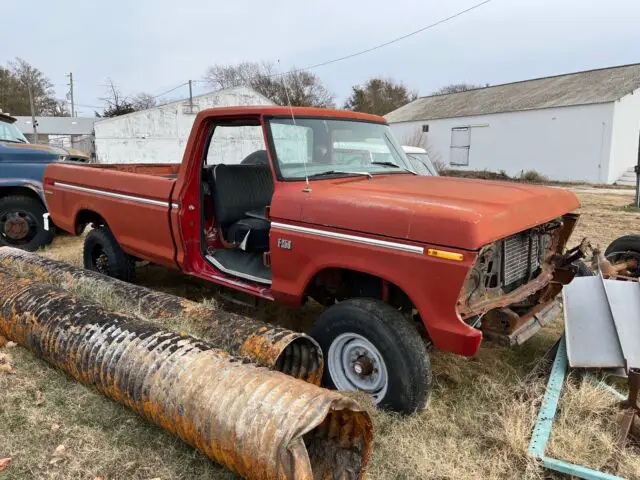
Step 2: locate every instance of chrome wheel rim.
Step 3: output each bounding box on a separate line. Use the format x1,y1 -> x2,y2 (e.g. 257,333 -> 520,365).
327,332 -> 388,404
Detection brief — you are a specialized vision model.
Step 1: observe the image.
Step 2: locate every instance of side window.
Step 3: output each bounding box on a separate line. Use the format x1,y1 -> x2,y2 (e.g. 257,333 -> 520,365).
450,127 -> 470,166
206,124 -> 267,165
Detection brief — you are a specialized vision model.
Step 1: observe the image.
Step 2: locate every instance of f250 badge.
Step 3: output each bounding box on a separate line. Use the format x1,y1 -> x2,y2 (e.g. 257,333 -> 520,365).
277,238 -> 292,250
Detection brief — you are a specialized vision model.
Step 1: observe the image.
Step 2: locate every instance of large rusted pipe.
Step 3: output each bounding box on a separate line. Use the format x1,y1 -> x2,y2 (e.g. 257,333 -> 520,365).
0,271 -> 372,479
0,247 -> 322,384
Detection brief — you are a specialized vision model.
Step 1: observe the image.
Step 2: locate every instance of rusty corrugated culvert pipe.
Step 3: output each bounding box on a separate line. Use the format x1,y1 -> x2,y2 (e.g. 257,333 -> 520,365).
0,247 -> 322,384
0,271 -> 373,479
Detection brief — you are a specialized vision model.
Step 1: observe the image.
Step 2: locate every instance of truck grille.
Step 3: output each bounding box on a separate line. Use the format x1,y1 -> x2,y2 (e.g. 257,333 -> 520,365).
503,231 -> 540,286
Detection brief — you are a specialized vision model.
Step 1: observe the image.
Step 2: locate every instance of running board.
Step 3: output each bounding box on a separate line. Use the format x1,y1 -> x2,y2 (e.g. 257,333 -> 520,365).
206,254 -> 272,285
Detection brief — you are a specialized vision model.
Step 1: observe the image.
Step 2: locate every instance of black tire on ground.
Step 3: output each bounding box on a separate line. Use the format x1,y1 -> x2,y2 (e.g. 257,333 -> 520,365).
604,235 -> 640,278
0,195 -> 53,251
83,226 -> 136,282
309,298 -> 432,414
571,259 -> 594,277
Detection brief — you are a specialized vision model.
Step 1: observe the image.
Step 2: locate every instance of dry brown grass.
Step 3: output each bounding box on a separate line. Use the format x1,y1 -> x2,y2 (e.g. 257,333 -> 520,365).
1,190 -> 640,479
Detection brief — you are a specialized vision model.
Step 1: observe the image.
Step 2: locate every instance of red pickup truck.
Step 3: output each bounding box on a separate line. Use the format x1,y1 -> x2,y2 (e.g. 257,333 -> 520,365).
44,106 -> 581,413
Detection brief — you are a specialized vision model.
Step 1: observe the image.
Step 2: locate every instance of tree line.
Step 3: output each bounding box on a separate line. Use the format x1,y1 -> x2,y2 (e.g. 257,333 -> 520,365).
0,58 -> 484,119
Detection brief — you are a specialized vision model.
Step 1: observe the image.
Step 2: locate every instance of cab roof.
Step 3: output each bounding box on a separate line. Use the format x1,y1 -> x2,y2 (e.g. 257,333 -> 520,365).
197,106 -> 387,124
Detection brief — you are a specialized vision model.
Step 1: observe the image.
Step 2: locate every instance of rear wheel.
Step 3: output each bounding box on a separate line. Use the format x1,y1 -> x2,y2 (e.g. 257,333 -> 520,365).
0,195 -> 53,251
83,227 -> 136,281
605,235 -> 640,278
309,298 -> 432,414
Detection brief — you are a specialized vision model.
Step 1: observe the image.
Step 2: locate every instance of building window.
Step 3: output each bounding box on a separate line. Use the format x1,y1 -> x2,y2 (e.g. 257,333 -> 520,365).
450,127 -> 470,166
422,124 -> 429,133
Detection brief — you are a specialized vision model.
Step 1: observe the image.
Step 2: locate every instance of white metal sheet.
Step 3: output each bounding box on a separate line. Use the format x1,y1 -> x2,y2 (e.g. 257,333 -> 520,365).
563,276 -> 625,369
603,279 -> 640,370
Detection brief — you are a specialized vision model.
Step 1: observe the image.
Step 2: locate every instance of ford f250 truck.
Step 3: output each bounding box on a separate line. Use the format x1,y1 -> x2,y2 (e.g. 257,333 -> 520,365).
43,106 -> 582,413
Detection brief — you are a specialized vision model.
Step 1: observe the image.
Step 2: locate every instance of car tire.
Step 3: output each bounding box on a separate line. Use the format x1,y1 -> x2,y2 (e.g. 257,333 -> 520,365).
604,235 -> 640,278
83,226 -> 136,282
309,298 -> 432,414
0,195 -> 53,251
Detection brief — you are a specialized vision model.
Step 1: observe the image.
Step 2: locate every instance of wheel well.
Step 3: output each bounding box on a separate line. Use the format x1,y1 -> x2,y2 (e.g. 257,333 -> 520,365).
75,210 -> 106,234
0,186 -> 44,205
304,267 -> 415,311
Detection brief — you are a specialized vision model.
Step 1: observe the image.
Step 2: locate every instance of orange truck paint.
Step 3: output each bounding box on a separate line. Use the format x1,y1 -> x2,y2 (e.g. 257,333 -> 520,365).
44,106 -> 580,357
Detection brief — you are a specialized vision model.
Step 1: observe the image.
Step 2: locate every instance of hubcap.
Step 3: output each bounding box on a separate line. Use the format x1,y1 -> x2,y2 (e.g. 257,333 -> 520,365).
327,333 -> 389,404
0,210 -> 38,246
92,247 -> 110,274
4,216 -> 30,240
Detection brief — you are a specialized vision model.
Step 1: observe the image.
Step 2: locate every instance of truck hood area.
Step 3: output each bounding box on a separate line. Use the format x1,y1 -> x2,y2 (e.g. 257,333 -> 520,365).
297,175 -> 580,250
0,142 -> 61,161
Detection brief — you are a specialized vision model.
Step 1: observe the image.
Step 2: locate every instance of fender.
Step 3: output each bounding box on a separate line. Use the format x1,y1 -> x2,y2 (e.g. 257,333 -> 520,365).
0,178 -> 46,204
269,224 -> 482,356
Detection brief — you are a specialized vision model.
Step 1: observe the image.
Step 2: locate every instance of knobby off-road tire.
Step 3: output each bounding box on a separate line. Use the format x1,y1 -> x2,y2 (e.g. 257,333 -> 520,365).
83,226 -> 136,282
309,298 -> 432,414
0,195 -> 53,251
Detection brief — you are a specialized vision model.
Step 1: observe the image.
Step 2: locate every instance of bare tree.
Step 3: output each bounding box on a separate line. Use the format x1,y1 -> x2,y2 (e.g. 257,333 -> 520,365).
344,78 -> 417,115
131,92 -> 157,111
100,79 -> 135,117
431,83 -> 484,95
203,61 -> 335,108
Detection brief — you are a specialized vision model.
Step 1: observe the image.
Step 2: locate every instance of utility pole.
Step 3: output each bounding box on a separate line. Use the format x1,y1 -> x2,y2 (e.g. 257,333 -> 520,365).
188,80 -> 193,113
66,72 -> 75,117
635,131 -> 640,208
27,81 -> 38,143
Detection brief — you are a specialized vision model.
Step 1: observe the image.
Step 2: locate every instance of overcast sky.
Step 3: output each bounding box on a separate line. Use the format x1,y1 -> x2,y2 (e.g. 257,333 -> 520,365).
4,0 -> 640,116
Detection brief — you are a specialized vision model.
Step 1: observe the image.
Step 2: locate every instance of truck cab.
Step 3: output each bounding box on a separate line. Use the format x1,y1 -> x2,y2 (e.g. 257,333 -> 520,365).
44,106 -> 582,413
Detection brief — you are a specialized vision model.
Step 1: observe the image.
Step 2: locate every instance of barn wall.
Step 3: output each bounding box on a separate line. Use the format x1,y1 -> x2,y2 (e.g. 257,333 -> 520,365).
609,89 -> 640,183
390,103 -> 615,183
94,87 -> 273,164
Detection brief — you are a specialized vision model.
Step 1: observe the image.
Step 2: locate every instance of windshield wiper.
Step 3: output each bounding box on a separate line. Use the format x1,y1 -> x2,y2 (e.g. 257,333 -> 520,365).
371,161 -> 417,175
307,170 -> 372,179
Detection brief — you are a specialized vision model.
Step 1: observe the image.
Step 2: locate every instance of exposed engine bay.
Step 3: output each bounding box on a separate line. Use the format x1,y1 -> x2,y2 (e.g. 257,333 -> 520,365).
457,213 -> 583,345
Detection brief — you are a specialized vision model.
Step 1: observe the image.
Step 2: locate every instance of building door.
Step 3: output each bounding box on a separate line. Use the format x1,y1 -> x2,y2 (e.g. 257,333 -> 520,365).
450,127 -> 470,166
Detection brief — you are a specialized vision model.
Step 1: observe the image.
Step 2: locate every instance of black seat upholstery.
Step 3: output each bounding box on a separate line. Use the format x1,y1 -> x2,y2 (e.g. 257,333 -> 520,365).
208,164 -> 273,250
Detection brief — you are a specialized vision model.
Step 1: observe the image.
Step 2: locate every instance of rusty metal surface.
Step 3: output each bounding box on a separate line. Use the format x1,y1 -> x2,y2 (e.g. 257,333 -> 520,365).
0,247 -> 322,384
0,271 -> 372,479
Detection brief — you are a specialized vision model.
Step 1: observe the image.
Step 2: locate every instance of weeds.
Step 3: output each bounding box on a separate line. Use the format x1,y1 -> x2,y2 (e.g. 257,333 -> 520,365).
1,191 -> 639,479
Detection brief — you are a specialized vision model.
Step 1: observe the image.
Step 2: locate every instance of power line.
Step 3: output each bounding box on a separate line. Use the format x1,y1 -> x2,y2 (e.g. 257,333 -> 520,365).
275,0 -> 495,76
66,1 -> 495,109
152,82 -> 189,99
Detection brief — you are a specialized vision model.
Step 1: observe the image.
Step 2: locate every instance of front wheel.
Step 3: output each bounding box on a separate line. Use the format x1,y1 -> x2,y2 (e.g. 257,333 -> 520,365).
0,195 -> 53,251
309,298 -> 432,414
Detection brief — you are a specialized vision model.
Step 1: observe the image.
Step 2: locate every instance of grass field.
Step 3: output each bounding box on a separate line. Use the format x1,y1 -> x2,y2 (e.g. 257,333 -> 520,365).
1,189 -> 640,479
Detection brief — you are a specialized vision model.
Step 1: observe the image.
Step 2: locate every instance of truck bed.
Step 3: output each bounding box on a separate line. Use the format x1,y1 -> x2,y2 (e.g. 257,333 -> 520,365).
80,163 -> 180,177
44,162 -> 181,268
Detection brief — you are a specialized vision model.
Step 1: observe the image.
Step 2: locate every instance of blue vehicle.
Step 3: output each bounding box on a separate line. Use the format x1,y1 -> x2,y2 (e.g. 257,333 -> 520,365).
0,111 -> 61,250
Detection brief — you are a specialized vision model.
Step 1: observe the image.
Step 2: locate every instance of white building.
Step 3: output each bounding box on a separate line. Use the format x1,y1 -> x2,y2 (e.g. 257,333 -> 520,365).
386,64 -> 640,184
94,86 -> 273,164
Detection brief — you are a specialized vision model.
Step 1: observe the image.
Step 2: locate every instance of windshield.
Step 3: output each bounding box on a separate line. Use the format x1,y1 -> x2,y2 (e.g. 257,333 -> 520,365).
267,117 -> 415,180
406,152 -> 439,176
0,121 -> 28,143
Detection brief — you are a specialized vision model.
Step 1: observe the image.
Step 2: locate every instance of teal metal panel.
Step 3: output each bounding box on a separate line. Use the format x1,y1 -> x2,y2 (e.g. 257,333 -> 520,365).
528,336 -> 568,458
543,457 -> 624,480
